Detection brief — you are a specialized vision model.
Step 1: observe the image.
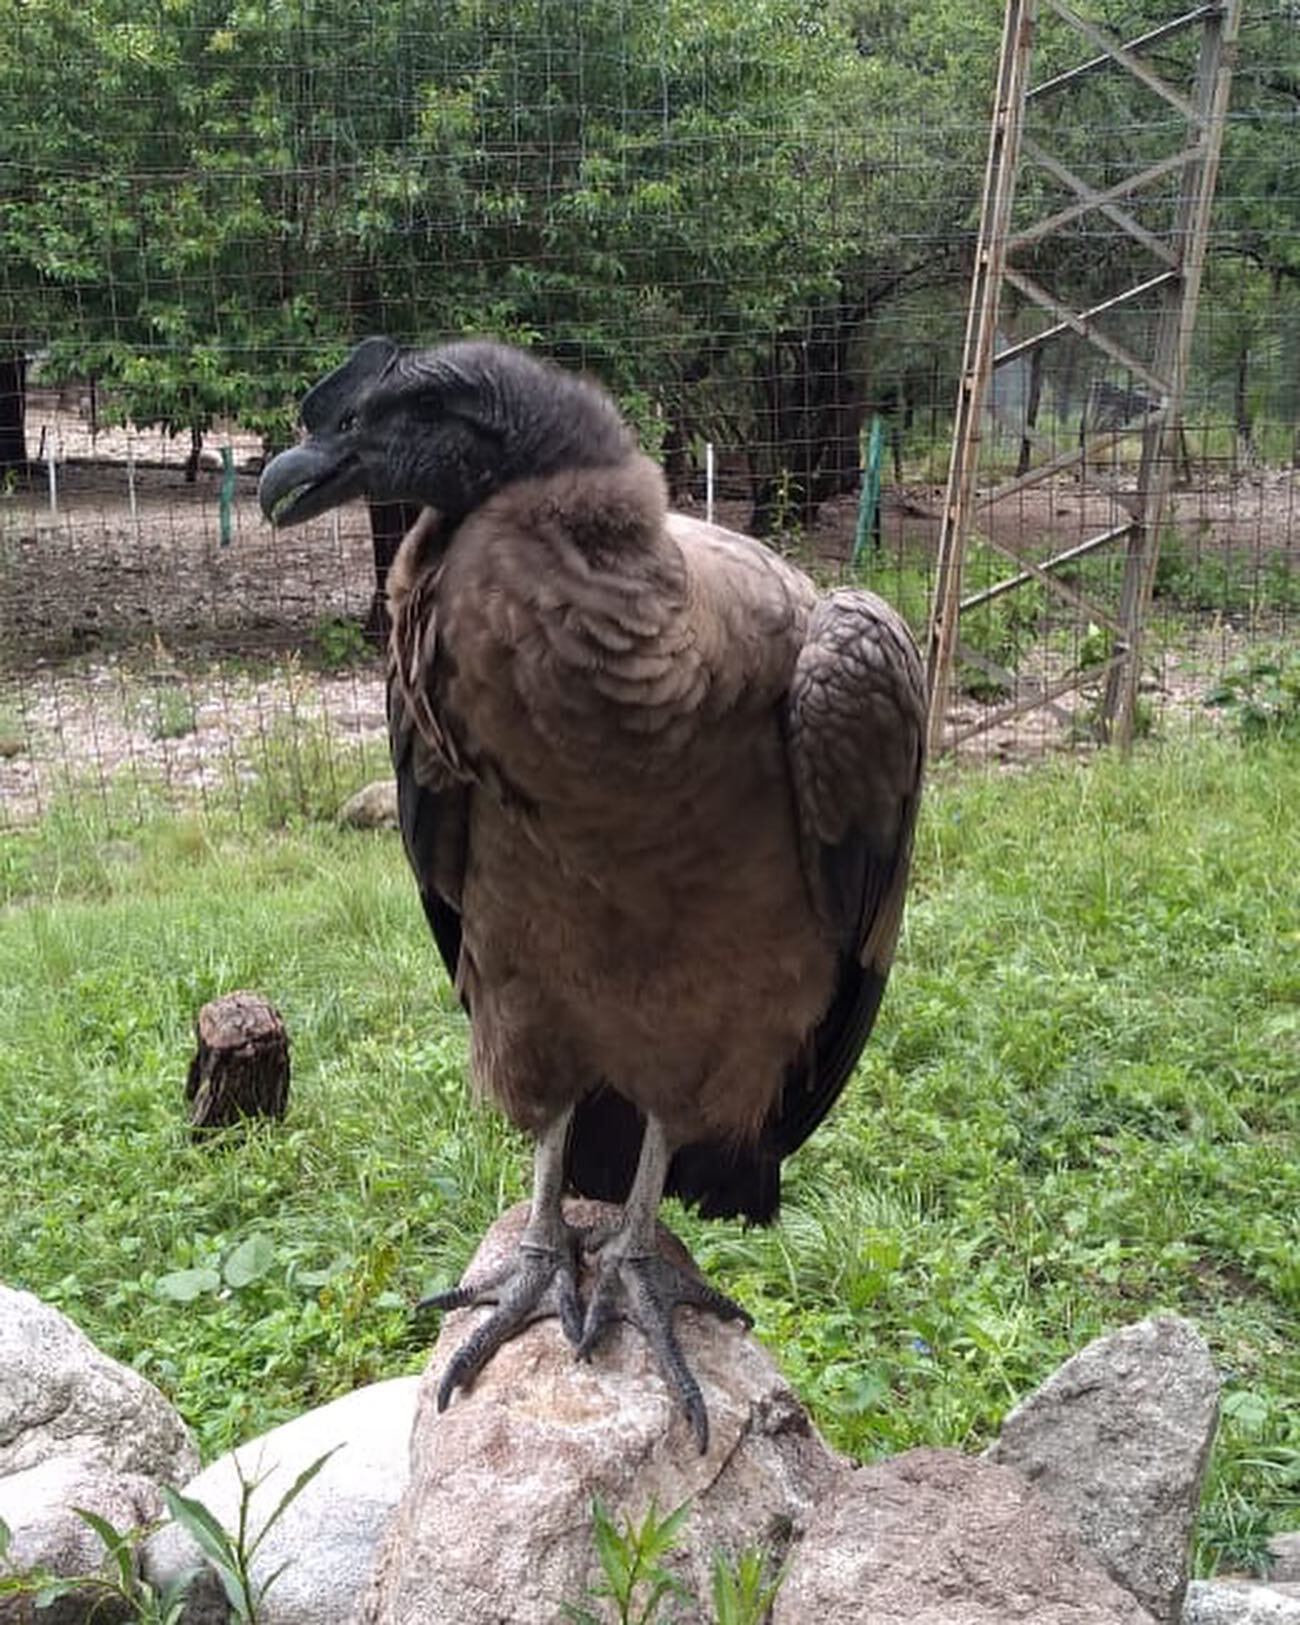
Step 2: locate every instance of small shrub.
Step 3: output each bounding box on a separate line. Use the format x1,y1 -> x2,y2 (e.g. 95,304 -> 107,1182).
563,1498 -> 692,1625
1155,533 -> 1300,617
309,617 -> 370,672
958,590 -> 1047,703
144,686 -> 199,742
1204,645 -> 1300,741
1077,621 -> 1113,671
162,1447 -> 339,1623
245,716 -> 348,827
0,1507 -> 190,1625
711,1545 -> 787,1625
952,540 -> 1049,703
562,1499 -> 786,1625
1195,1389 -> 1300,1577
765,469 -> 805,553
0,1450 -> 338,1625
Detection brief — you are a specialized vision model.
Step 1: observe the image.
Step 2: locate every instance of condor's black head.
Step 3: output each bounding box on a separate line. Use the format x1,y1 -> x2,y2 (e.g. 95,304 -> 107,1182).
258,337 -> 635,530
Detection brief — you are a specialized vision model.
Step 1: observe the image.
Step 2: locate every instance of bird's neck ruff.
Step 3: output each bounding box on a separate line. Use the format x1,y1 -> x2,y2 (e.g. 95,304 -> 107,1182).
387,452 -> 670,608
386,505 -> 451,603
497,451 -> 670,564
385,452 -> 675,770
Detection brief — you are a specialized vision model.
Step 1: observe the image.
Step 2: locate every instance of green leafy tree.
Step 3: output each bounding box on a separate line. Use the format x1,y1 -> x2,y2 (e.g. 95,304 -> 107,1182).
2,0 -> 1294,517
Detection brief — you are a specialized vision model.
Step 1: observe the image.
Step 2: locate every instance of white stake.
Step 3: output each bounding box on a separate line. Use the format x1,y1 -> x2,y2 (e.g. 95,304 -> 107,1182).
127,436 -> 138,523
47,438 -> 57,517
705,442 -> 715,526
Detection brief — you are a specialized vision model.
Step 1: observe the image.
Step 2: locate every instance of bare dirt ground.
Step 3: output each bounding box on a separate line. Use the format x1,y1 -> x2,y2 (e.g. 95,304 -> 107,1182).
1,396 -> 1295,826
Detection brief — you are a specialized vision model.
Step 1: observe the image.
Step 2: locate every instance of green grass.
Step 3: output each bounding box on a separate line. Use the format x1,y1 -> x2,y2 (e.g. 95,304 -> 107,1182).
844,532 -> 1300,683
1,736 -> 1297,1573
140,685 -> 199,743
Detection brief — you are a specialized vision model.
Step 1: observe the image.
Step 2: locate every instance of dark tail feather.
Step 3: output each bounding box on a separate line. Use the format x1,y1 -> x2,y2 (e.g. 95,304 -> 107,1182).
563,1085 -> 783,1225
772,957 -> 890,1159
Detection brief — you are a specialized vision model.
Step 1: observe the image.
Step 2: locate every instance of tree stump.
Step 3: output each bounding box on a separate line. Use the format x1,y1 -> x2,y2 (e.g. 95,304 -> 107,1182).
186,992 -> 290,1132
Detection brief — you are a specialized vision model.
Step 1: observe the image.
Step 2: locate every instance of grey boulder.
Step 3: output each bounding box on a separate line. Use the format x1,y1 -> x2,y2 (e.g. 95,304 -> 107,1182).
771,1446 -> 1157,1625
0,1285 -> 199,1625
987,1315 -> 1220,1623
144,1376 -> 419,1625
1182,1581 -> 1300,1623
0,1285 -> 198,1484
1270,1535 -> 1300,1585
337,781 -> 398,831
355,1200 -> 842,1625
0,1456 -> 170,1625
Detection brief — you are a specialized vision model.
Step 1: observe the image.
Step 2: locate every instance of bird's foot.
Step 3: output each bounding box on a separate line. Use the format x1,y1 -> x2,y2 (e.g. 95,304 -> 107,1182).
574,1245 -> 752,1453
418,1233 -> 583,1413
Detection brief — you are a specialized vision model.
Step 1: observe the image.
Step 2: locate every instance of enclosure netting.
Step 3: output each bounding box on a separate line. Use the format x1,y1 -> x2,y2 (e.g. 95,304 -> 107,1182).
1,0 -> 1296,828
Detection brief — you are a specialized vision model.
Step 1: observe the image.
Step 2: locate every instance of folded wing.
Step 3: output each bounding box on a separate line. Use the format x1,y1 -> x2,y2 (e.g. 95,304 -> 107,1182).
775,588 -> 926,1156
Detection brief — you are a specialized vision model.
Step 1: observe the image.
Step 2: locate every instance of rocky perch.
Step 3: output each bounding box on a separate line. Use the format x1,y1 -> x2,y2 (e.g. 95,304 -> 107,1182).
2,1207 -> 1297,1625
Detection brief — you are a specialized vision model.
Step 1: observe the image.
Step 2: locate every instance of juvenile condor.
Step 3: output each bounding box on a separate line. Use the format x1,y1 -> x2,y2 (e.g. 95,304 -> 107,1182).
259,337 -> 925,1450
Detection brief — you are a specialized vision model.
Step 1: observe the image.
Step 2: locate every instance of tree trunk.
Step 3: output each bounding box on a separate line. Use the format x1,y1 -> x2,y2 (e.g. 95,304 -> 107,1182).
184,425 -> 204,484
747,302 -> 866,535
1016,347 -> 1045,478
0,353 -> 30,480
186,991 -> 290,1132
1233,347 -> 1254,470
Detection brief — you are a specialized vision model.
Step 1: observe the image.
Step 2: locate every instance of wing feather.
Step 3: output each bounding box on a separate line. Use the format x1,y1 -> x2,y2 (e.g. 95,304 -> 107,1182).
386,528 -> 472,995
774,589 -> 926,1157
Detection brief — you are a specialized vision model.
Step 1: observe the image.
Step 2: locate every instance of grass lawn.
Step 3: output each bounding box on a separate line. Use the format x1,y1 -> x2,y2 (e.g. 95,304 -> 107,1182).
0,733 -> 1296,1574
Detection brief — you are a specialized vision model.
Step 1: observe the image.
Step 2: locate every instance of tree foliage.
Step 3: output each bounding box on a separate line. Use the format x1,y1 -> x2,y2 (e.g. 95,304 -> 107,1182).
1,0 -> 1295,502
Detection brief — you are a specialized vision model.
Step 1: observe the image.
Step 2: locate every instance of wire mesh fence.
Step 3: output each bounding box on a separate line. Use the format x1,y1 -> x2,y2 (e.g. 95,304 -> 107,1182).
1,0 -> 1296,829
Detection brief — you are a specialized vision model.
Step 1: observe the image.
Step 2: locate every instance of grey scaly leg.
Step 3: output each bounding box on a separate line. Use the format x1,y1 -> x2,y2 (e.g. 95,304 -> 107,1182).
576,1114 -> 751,1452
420,1107 -> 583,1412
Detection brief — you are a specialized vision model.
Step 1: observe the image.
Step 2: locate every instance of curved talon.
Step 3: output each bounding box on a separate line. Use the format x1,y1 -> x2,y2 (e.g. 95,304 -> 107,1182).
418,1238 -> 584,1411
417,1277 -> 500,1315
554,1253 -> 584,1347
576,1249 -> 749,1453
438,1311 -> 521,1412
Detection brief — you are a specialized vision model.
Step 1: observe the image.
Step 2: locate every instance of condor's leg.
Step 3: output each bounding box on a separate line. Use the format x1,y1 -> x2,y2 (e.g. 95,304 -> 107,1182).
575,1114 -> 752,1452
420,1106 -> 583,1412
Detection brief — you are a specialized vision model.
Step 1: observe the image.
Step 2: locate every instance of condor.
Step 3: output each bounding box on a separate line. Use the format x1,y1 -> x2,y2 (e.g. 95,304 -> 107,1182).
260,338 -> 925,1450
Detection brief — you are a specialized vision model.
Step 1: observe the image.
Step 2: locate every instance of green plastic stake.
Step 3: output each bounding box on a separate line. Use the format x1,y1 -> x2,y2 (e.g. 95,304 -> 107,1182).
851,415 -> 885,566
219,446 -> 236,547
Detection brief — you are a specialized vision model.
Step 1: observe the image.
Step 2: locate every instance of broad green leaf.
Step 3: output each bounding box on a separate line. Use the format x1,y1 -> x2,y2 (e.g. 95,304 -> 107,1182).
160,1487 -> 239,1580
223,1234 -> 275,1290
154,1268 -> 221,1303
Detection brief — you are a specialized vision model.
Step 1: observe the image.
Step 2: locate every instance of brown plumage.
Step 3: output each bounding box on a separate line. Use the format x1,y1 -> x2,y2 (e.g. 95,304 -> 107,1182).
259,338 -> 926,1449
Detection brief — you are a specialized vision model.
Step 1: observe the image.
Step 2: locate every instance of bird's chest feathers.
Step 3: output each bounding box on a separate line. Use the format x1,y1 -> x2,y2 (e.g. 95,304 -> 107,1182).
430,475 -> 716,806
389,459 -> 809,921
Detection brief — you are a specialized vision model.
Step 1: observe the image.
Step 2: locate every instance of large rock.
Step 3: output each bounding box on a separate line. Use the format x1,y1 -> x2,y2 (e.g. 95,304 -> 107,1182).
356,1201 -> 843,1625
987,1315 -> 1220,1623
0,1286 -> 199,1625
1182,1582 -> 1300,1623
0,1457 -> 164,1625
0,1286 -> 198,1483
772,1447 -> 1157,1624
144,1377 -> 419,1625
337,781 -> 398,831
1270,1536 -> 1300,1585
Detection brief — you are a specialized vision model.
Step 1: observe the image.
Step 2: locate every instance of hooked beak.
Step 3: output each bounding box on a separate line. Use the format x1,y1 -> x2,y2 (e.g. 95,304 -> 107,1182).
258,436 -> 367,528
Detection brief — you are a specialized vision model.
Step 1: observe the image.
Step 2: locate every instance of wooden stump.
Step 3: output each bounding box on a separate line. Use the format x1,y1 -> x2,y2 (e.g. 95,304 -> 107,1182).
186,991 -> 290,1132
